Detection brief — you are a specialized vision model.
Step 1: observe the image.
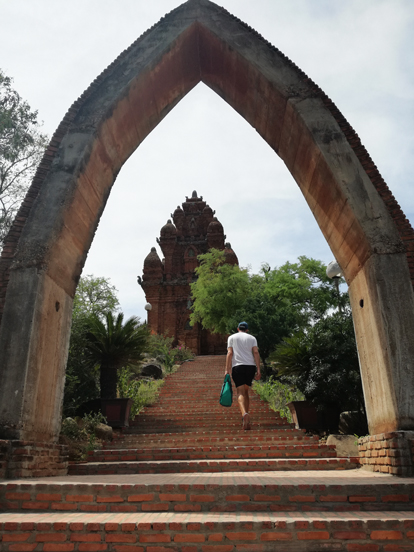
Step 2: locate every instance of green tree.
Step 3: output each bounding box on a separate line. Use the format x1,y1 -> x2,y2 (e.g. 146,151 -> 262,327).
263,256 -> 345,326
229,287 -> 298,376
0,69 -> 48,245
73,274 -> 120,319
272,309 -> 364,415
245,257 -> 345,372
190,253 -> 345,370
84,312 -> 150,399
190,248 -> 250,334
63,275 -> 120,416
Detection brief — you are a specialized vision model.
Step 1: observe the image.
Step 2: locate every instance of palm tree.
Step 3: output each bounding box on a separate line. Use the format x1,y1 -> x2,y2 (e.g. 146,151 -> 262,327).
85,312 -> 149,399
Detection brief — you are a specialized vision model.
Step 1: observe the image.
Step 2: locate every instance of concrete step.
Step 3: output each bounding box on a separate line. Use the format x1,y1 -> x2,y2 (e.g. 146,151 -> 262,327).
68,456 -> 359,476
1,510 -> 414,551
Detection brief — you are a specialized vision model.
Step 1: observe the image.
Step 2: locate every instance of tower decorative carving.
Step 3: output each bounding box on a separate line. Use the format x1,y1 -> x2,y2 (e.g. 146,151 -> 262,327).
139,192 -> 238,355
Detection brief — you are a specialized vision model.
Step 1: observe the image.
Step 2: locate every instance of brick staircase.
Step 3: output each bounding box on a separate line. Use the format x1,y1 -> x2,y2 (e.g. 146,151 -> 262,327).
70,357 -> 357,477
1,355 -> 414,551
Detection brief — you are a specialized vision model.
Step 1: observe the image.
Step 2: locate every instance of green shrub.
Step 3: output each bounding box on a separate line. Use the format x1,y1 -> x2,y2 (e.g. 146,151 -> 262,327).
171,344 -> 195,364
61,417 -> 87,441
253,377 -> 304,422
60,412 -> 109,460
82,411 -> 107,434
118,367 -> 164,417
148,334 -> 194,373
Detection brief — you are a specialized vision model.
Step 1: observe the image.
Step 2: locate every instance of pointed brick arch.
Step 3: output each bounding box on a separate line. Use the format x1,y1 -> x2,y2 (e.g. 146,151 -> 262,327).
0,0 -> 413,461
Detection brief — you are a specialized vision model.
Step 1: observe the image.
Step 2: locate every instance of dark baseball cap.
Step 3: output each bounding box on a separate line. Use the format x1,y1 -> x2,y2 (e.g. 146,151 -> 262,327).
238,321 -> 248,330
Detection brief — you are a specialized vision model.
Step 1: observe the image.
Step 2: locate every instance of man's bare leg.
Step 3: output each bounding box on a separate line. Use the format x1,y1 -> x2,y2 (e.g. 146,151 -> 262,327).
236,385 -> 251,429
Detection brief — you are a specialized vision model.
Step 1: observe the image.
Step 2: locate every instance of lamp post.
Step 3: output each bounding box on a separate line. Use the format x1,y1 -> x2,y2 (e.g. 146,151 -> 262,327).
326,260 -> 343,314
144,302 -> 152,324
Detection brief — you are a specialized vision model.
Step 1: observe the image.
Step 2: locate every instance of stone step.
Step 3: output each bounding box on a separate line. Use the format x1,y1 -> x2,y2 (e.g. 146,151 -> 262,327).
68,456 -> 359,476
1,510 -> 414,551
87,443 -> 337,463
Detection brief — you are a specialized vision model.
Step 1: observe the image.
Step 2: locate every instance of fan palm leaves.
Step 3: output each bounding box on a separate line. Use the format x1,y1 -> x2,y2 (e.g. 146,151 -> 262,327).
84,311 -> 149,399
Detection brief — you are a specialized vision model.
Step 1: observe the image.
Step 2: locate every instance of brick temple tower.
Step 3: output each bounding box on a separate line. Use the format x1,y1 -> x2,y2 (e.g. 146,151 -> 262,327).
138,191 -> 238,355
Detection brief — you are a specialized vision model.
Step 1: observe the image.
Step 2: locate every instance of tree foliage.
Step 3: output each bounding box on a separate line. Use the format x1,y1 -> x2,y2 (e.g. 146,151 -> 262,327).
73,274 -> 120,319
190,249 -> 250,334
0,69 -> 48,245
190,252 -> 345,370
272,310 -> 364,415
189,250 -> 363,416
63,275 -> 121,416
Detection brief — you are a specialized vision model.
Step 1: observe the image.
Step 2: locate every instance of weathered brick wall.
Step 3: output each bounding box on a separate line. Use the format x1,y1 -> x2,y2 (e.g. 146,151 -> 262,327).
0,440 -> 68,479
358,431 -> 414,476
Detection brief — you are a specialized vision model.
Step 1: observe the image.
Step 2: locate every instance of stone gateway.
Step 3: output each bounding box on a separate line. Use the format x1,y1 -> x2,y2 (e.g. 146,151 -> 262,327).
0,0 -> 413,476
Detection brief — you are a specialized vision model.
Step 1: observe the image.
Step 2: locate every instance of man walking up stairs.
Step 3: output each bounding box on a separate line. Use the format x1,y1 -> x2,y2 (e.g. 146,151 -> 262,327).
1,356 -> 414,551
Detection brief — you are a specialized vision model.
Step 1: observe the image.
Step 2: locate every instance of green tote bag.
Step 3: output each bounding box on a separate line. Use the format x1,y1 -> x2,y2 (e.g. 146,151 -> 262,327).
219,374 -> 233,407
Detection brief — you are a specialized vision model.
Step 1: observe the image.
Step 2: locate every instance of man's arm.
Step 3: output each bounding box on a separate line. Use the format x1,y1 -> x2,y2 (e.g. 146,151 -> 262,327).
252,346 -> 261,380
226,347 -> 233,375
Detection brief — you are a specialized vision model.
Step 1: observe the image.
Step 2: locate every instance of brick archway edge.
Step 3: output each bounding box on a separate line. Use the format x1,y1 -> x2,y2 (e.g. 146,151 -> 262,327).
0,0 -> 413,445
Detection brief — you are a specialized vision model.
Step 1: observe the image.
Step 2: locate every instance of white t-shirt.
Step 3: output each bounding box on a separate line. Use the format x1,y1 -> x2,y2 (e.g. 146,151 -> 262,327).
227,332 -> 257,367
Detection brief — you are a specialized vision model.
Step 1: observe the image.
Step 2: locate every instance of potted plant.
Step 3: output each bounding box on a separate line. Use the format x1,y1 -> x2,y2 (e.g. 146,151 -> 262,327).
84,312 -> 149,427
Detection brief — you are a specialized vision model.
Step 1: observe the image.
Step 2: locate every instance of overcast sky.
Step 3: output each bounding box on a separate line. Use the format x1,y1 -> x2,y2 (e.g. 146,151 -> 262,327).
1,0 -> 413,319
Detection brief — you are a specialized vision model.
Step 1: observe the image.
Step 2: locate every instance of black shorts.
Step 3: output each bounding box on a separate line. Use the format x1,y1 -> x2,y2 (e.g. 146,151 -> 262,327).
232,365 -> 256,388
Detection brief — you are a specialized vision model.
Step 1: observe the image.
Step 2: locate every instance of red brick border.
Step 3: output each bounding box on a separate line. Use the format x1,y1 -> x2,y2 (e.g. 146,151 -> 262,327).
358,432 -> 414,476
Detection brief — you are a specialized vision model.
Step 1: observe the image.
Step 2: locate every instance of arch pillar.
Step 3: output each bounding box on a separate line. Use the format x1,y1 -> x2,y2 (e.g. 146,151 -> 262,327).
0,0 -> 413,476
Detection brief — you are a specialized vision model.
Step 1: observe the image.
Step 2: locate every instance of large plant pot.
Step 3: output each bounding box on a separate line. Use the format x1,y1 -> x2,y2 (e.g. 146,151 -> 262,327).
100,398 -> 133,428
287,401 -> 340,432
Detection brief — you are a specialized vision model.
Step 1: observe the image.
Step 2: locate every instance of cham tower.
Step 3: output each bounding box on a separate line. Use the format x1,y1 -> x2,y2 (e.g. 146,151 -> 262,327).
138,191 -> 238,355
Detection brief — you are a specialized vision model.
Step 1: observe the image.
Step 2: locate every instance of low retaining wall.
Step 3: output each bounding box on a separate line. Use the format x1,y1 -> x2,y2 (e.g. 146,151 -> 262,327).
358,431 -> 414,476
0,440 -> 68,479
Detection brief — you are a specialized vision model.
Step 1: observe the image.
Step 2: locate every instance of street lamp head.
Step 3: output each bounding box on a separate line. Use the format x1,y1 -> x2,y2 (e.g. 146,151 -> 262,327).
144,303 -> 152,311
326,260 -> 343,279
